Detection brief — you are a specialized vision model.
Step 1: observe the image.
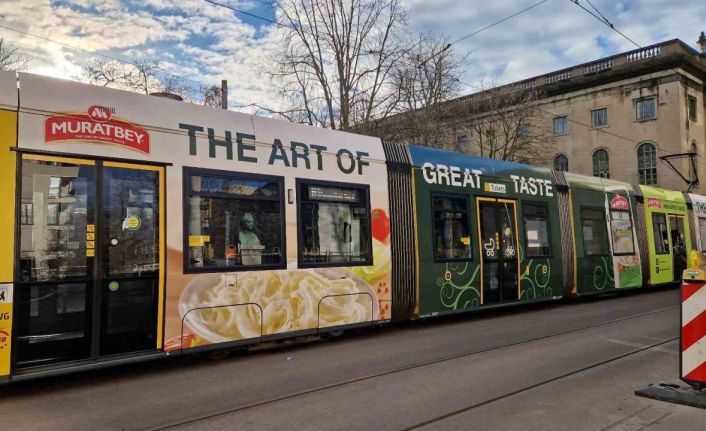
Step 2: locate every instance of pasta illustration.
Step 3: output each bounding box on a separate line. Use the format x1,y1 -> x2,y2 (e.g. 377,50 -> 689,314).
181,270 -> 377,342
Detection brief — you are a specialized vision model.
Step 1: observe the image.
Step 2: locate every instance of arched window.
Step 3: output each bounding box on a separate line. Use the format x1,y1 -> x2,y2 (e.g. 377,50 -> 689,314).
554,154 -> 568,172
592,149 -> 609,178
637,143 -> 657,185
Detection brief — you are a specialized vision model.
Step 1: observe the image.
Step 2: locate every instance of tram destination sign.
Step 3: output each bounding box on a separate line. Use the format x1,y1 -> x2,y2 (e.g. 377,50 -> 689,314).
45,106 -> 150,153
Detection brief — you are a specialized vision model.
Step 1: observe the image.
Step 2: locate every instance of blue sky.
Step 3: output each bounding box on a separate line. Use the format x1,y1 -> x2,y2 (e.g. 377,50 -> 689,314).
0,0 -> 704,112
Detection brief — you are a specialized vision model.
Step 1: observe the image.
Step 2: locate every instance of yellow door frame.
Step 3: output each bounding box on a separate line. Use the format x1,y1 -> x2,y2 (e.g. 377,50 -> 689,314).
20,155 -> 166,350
476,197 -> 521,305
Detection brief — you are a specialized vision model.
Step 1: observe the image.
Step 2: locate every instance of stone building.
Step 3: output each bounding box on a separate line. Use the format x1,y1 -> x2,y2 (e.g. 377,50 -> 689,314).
374,35 -> 706,193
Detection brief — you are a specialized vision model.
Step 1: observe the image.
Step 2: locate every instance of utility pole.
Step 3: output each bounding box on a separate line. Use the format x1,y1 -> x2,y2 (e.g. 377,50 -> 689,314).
221,79 -> 228,110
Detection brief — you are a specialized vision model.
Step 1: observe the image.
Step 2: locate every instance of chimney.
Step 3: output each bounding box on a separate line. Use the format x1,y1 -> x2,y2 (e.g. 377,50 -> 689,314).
698,31 -> 706,54
221,79 -> 228,110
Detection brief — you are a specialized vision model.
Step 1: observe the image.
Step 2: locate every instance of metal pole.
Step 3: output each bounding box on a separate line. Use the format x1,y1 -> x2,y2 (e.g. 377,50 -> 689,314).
221,79 -> 228,110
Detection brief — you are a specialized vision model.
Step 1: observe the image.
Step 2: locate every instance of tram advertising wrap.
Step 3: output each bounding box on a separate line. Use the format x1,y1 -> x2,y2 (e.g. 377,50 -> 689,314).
1,71 -> 701,382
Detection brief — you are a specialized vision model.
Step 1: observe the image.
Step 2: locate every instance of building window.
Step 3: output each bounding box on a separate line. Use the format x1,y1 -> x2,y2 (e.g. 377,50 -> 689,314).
519,124 -> 530,139
609,208 -> 635,255
592,149 -> 609,178
298,180 -> 372,267
591,108 -> 608,127
431,194 -> 471,261
652,213 -> 669,254
581,207 -> 610,255
635,97 -> 656,121
457,135 -> 469,150
689,96 -> 698,121
20,203 -> 33,225
554,154 -> 569,172
553,116 -> 569,134
185,168 -> 285,271
637,143 -> 657,185
523,203 -> 551,257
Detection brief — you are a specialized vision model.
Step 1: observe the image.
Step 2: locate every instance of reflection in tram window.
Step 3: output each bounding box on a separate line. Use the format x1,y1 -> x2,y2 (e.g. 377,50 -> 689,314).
298,182 -> 372,266
432,195 -> 471,260
103,168 -> 159,276
186,170 -> 284,270
523,203 -> 550,257
580,208 -> 610,255
19,160 -> 93,282
609,210 -> 635,255
652,213 -> 669,254
699,218 -> 706,252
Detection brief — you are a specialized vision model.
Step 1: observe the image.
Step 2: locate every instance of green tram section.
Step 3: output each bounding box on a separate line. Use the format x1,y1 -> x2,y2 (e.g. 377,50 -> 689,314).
408,145 -> 563,317
640,185 -> 691,285
563,173 -> 643,294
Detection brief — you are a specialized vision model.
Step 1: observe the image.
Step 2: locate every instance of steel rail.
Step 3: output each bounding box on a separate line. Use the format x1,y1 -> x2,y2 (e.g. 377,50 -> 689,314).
143,304 -> 678,431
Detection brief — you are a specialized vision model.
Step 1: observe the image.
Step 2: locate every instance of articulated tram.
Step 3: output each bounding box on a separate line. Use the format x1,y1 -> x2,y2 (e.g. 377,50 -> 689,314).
0,71 -> 701,382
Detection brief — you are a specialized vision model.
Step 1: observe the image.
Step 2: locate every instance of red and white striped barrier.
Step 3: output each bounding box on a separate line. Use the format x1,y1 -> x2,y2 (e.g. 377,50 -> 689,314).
682,276 -> 706,388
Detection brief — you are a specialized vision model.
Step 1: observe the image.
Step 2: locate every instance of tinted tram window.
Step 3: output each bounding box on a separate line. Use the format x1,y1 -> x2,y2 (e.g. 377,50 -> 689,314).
699,218 -> 706,252
652,213 -> 669,254
522,203 -> 551,257
432,195 -> 471,260
298,181 -> 371,266
609,210 -> 635,255
185,170 -> 284,270
580,208 -> 610,255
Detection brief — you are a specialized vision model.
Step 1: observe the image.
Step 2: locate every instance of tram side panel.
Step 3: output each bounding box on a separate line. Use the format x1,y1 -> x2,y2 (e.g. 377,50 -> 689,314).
563,174 -> 643,294
0,70 -> 18,380
407,144 -> 563,317
688,193 -> 706,257
640,185 -> 692,285
12,72 -> 394,370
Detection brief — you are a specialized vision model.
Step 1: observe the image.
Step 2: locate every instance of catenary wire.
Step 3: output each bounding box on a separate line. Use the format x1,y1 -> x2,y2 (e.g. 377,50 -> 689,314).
568,0 -> 641,49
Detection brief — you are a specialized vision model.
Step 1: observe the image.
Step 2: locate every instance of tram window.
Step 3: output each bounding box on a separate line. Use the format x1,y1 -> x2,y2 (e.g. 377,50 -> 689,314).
185,169 -> 285,271
431,195 -> 471,261
699,218 -> 706,252
298,181 -> 372,266
580,208 -> 610,255
652,213 -> 669,254
609,210 -> 635,255
522,203 -> 551,257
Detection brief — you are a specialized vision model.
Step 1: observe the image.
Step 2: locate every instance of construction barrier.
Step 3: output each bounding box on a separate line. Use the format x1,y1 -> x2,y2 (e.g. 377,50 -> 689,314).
681,250 -> 706,389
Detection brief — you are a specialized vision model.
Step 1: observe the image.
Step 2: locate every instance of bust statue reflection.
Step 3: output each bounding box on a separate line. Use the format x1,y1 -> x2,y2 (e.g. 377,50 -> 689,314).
238,212 -> 261,247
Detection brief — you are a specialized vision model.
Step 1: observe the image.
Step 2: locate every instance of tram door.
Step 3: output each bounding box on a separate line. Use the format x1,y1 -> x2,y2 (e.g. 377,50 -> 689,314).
14,156 -> 163,369
478,199 -> 519,304
669,214 -> 687,280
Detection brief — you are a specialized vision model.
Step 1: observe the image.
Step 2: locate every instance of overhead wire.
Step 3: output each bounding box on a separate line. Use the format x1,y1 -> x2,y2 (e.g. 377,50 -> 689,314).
568,0 -> 641,49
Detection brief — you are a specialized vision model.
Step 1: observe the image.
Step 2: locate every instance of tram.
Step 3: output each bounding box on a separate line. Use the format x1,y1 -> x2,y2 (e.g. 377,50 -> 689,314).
0,70 -> 699,382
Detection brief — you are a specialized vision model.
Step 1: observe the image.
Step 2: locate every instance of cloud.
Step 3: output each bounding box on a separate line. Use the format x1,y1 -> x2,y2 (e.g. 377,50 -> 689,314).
0,0 -> 704,112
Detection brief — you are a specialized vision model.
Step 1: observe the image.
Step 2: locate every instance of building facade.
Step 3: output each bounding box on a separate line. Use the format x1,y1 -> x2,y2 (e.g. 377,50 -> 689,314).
377,37 -> 706,193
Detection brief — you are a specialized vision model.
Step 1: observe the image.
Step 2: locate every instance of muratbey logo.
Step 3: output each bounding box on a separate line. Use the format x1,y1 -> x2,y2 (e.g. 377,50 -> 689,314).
45,106 -> 150,153
610,195 -> 629,210
647,197 -> 662,208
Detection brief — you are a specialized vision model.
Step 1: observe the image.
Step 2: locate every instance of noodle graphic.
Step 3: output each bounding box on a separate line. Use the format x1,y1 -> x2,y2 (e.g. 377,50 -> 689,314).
181,270 -> 377,342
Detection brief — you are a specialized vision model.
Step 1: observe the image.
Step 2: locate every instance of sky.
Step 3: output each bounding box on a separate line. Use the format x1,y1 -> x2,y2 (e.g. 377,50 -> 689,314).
0,0 -> 704,113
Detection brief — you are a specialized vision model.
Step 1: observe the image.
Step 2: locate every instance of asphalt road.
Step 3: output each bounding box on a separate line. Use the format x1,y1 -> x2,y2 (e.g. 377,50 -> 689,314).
1,288 -> 701,430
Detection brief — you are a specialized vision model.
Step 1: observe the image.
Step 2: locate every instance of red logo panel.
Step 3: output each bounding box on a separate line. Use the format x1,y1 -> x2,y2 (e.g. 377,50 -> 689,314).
610,195 -> 629,210
45,107 -> 150,154
647,198 -> 662,208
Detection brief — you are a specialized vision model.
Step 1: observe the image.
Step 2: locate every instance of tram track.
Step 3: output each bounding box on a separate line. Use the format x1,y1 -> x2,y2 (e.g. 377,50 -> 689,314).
143,304 -> 679,431
406,335 -> 679,430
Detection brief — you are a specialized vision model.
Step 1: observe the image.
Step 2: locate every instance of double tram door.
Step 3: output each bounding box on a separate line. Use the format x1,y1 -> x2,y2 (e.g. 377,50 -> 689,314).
669,214 -> 687,280
477,198 -> 519,305
14,155 -> 164,369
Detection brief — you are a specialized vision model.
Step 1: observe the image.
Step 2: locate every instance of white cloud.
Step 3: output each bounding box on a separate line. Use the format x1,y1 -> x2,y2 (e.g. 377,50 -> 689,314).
0,0 -> 704,112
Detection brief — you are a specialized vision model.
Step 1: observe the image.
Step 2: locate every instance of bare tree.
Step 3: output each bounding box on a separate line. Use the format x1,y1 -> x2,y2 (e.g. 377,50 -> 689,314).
84,57 -> 166,95
201,85 -> 223,108
449,84 -> 556,164
363,34 -> 466,147
265,0 -> 410,130
0,38 -> 31,71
